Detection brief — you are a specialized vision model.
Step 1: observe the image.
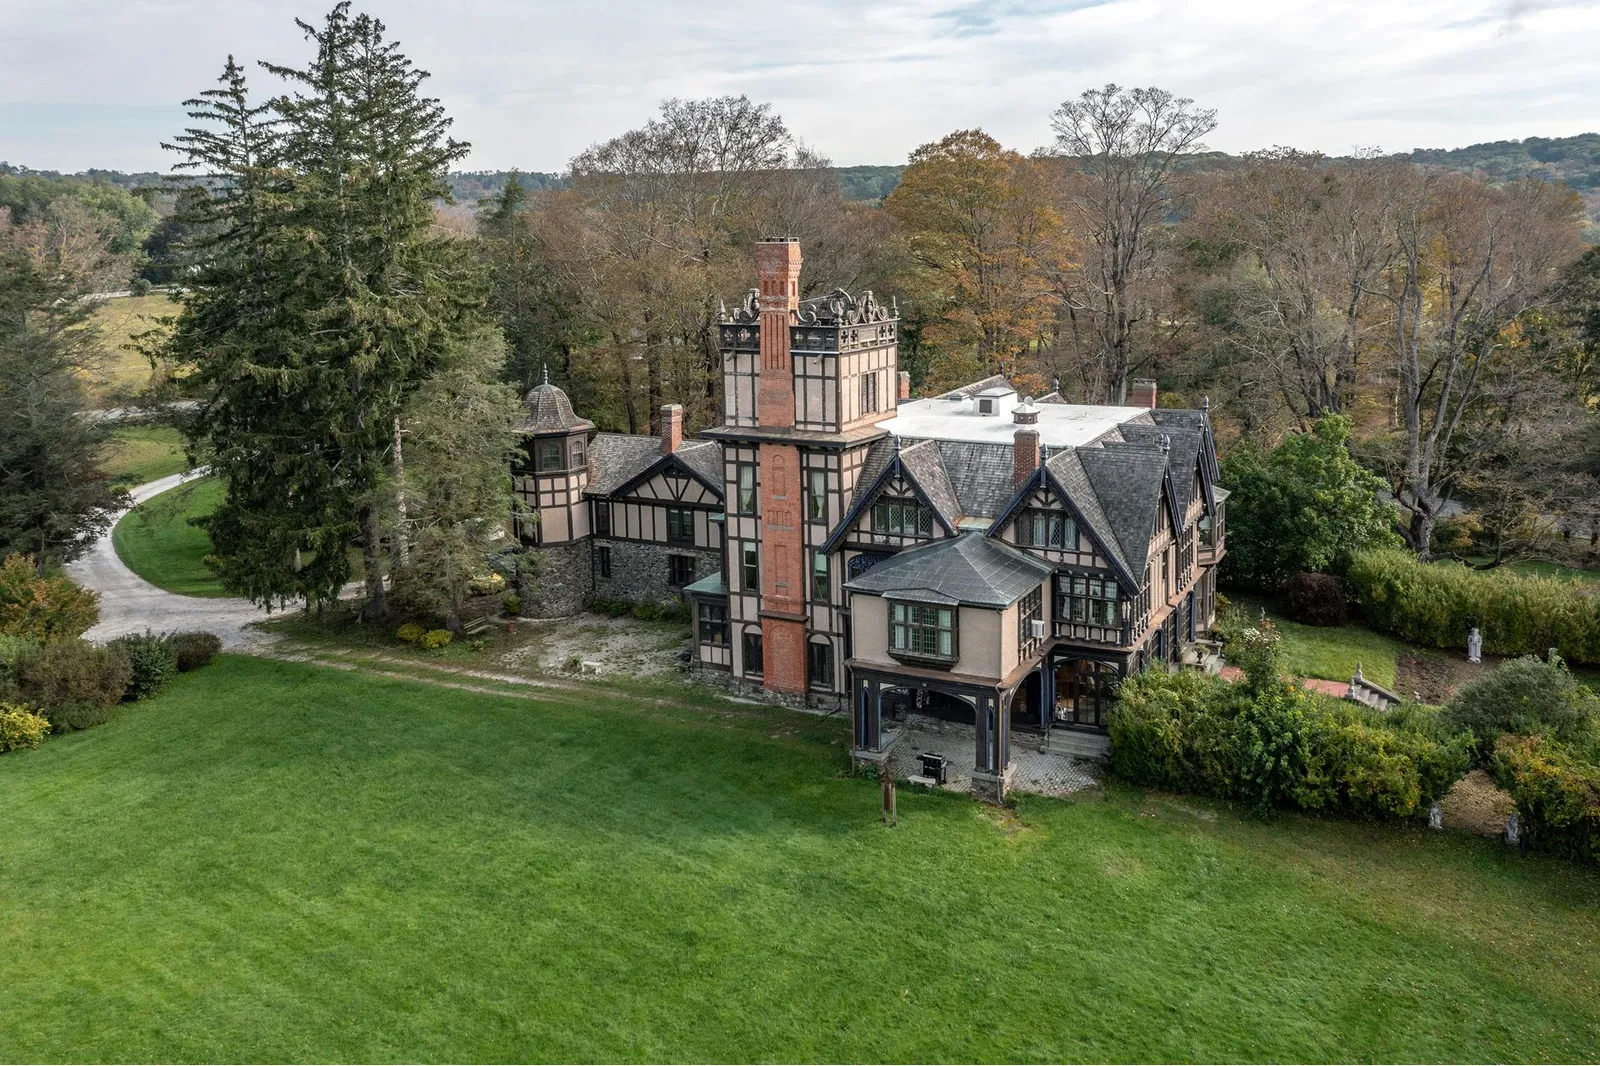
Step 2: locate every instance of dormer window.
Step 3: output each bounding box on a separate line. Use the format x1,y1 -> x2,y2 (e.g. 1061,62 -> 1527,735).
873,497 -> 934,537
978,397 -> 995,415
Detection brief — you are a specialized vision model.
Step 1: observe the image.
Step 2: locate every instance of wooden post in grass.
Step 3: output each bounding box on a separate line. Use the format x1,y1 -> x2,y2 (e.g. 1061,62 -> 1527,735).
882,775 -> 897,827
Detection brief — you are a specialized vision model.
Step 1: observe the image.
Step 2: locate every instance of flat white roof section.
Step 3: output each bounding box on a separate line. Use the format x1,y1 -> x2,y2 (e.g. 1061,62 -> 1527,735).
881,397 -> 1146,448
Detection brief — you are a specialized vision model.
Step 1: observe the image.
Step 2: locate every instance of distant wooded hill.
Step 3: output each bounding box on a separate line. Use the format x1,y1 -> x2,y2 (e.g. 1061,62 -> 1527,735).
15,133 -> 1600,226
444,164 -> 905,204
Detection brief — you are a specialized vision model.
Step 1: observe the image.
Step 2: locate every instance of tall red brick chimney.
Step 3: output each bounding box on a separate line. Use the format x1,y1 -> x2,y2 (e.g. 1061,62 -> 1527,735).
898,371 -> 911,401
660,404 -> 683,455
751,239 -> 808,695
1013,427 -> 1041,488
754,238 -> 802,429
1129,379 -> 1158,410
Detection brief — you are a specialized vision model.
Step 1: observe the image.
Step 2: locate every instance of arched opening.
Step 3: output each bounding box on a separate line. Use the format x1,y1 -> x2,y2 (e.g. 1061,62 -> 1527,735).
1010,669 -> 1044,732
1054,658 -> 1119,730
880,686 -> 974,726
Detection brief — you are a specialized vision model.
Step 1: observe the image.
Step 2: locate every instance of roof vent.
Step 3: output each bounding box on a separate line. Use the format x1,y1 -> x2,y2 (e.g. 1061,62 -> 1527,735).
1013,397 -> 1039,425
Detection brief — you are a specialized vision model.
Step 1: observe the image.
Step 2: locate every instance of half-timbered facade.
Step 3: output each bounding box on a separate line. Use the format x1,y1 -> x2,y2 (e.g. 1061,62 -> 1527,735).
512,238 -> 1229,801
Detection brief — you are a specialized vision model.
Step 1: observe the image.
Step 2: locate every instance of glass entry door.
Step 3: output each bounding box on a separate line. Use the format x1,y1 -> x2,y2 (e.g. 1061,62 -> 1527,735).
1054,659 -> 1117,729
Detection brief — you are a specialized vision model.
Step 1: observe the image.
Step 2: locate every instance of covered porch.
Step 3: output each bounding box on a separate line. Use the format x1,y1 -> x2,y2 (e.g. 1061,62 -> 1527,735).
850,655 -> 1100,802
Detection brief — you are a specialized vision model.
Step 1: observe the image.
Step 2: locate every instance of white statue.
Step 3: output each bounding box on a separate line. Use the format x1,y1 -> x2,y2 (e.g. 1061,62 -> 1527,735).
1467,627 -> 1482,664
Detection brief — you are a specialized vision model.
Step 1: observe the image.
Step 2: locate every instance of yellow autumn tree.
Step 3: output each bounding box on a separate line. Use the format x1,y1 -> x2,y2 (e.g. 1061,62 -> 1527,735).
885,130 -> 1072,392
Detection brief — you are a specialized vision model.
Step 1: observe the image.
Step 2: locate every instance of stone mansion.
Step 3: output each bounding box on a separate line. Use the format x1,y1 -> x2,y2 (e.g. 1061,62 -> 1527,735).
512,239 -> 1228,799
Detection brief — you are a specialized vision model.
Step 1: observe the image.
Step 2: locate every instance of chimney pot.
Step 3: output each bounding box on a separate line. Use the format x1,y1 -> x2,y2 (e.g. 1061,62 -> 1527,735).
660,404 -> 684,455
1013,427 -> 1041,489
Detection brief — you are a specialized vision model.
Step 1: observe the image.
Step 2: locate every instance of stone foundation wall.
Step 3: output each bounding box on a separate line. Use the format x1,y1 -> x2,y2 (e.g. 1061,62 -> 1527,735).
593,537 -> 720,610
520,538 -> 593,619
692,663 -> 844,713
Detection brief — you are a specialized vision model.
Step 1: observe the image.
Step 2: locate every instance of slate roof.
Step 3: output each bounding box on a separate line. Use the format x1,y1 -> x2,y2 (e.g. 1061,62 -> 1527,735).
585,435 -> 725,500
934,440 -> 1015,518
586,433 -> 666,496
1042,449 -> 1134,581
938,374 -> 1013,399
1120,423 -> 1205,517
1076,442 -> 1173,577
676,440 -> 725,491
896,439 -> 961,528
844,532 -> 1054,608
519,375 -> 594,435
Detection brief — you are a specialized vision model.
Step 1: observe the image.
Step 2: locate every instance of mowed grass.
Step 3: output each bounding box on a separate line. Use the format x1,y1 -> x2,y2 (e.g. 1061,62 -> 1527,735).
3,656 -> 1599,1063
111,476 -> 226,596
101,424 -> 190,488
82,293 -> 180,402
1230,595 -> 1405,689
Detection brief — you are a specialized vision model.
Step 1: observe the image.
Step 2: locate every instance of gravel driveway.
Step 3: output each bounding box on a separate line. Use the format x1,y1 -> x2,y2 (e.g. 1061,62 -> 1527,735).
66,472 -> 281,650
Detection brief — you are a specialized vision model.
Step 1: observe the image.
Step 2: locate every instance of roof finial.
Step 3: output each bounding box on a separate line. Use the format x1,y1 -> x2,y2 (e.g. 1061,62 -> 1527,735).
541,364 -> 550,387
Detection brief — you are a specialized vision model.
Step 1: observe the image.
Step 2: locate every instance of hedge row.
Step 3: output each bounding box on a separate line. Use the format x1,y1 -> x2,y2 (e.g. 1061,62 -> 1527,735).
1110,669 -> 1472,820
1346,549 -> 1600,665
1495,735 -> 1600,863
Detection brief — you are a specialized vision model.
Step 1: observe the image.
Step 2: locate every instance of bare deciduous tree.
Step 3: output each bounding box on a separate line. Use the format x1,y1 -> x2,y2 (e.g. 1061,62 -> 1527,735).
1049,84 -> 1216,402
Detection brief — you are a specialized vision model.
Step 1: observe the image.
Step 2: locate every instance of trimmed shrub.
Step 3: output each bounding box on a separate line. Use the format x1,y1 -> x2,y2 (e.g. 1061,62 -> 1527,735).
395,623 -> 426,644
1282,572 -> 1348,626
0,704 -> 51,752
0,555 -> 100,642
1346,548 -> 1600,664
420,629 -> 453,650
1110,669 -> 1242,798
503,594 -> 522,617
0,635 -> 39,703
1111,669 -> 1471,820
1310,703 -> 1473,818
16,641 -> 131,731
1494,734 -> 1600,863
1443,655 -> 1600,757
108,631 -> 178,701
165,631 -> 222,672
1235,681 -> 1319,816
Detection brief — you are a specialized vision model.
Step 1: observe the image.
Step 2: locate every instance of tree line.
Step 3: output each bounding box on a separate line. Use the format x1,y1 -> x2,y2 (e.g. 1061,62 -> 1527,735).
477,87 -> 1598,568
4,3 -> 1599,622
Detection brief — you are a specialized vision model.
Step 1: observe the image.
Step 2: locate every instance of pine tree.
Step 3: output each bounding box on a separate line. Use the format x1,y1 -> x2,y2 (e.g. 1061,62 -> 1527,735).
0,237 -> 125,565
161,6 -> 483,618
392,325 -> 520,628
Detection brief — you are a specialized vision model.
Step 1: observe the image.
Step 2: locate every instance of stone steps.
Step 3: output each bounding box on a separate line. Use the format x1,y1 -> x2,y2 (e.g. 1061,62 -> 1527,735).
1044,729 -> 1112,763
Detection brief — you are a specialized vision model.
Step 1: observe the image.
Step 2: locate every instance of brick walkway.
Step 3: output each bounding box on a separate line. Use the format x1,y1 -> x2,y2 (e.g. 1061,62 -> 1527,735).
1219,664 -> 1347,697
884,715 -> 1098,799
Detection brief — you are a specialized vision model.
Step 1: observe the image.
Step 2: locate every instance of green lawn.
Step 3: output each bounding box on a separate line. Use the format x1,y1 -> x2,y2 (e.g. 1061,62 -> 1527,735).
3,656 -> 1598,1062
1501,559 -> 1600,586
111,476 -> 226,596
1229,595 -> 1405,689
101,424 -> 190,488
83,292 -> 181,402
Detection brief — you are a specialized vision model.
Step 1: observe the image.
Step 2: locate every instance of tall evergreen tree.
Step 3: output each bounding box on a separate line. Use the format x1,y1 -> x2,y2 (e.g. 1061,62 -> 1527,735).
0,230 -> 125,565
162,6 -> 481,618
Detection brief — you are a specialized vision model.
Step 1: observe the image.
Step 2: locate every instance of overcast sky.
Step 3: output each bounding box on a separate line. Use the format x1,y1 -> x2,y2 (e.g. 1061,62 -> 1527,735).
4,0 -> 1599,174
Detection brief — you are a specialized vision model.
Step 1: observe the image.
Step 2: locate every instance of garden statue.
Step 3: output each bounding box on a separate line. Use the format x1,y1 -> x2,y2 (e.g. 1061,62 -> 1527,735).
1428,802 -> 1442,830
1467,627 -> 1482,664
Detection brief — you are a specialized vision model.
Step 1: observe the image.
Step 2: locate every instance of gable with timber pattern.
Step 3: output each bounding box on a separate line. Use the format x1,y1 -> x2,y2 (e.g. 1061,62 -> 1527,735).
823,464 -> 955,554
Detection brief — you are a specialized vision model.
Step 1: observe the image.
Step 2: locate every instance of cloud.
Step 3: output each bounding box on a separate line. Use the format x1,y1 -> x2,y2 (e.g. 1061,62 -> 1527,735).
2,0 -> 1597,173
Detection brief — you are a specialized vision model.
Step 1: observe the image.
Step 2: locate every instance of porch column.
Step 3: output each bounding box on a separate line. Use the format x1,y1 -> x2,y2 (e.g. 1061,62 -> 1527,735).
853,677 -> 882,752
1038,660 -> 1053,730
971,693 -> 1010,803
